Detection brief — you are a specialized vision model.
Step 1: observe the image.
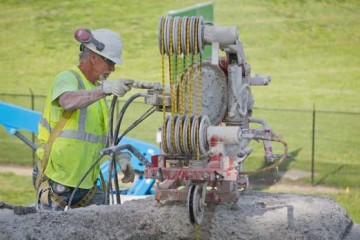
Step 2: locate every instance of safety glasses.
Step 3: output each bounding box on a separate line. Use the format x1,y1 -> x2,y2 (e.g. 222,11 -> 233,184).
98,54 -> 115,67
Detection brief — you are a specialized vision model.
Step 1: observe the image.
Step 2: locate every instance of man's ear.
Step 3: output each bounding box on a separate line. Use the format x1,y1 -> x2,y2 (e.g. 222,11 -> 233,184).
89,51 -> 98,64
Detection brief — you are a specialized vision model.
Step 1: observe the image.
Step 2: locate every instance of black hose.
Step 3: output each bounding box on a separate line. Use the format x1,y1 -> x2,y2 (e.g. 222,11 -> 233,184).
116,106 -> 156,144
111,93 -> 146,203
107,96 -> 118,146
114,93 -> 145,144
69,93 -> 152,209
113,158 -> 121,204
67,153 -> 105,210
104,96 -> 118,205
105,154 -> 115,205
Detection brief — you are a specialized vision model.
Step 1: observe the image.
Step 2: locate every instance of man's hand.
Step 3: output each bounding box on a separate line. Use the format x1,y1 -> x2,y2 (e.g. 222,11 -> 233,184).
114,152 -> 135,183
102,79 -> 134,97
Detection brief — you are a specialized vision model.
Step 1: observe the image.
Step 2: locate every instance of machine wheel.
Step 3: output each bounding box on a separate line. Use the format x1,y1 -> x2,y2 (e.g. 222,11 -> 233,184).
187,184 -> 205,225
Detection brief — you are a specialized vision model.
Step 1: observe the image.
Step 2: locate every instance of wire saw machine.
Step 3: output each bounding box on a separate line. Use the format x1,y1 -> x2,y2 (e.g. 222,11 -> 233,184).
132,16 -> 289,224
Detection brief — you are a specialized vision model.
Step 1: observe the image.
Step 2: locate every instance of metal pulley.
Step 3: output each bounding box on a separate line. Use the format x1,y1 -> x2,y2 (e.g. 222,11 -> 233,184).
158,16 -> 204,56
163,115 -> 210,156
188,182 -> 207,225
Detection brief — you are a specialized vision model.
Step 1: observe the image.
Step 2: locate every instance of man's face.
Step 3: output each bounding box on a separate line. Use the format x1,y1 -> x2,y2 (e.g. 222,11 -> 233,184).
92,53 -> 116,81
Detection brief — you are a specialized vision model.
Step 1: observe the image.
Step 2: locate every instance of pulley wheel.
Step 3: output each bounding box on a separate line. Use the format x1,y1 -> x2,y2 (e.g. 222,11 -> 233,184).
182,115 -> 191,154
165,115 -> 174,154
188,115 -> 196,153
190,16 -> 195,54
190,115 -> 199,154
187,183 -> 205,225
199,115 -> 210,154
173,114 -> 182,153
197,17 -> 204,54
172,16 -> 179,54
181,16 -> 188,55
158,17 -> 164,54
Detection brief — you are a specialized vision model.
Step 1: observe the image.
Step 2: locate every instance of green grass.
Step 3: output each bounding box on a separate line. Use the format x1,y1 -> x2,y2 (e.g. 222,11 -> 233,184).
1,0 -> 359,111
0,173 -> 34,206
333,190 -> 360,223
0,0 -> 359,223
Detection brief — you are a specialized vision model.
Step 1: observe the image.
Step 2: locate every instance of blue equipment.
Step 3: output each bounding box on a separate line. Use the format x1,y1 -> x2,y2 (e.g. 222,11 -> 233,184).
0,101 -> 40,150
99,136 -> 159,195
0,101 -> 158,195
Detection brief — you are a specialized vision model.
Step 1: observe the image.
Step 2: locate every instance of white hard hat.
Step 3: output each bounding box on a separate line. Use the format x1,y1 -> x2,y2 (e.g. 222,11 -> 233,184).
74,28 -> 123,64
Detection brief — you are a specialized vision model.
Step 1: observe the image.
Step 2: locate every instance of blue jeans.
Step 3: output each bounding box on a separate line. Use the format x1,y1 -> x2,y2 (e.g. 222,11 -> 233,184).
33,166 -> 106,211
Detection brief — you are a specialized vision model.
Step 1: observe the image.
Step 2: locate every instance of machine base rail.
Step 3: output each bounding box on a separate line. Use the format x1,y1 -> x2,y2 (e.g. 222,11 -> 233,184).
155,180 -> 240,204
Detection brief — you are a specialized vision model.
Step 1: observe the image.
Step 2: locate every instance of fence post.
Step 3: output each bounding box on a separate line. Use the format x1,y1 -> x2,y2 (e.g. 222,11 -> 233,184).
29,88 -> 36,167
311,103 -> 316,185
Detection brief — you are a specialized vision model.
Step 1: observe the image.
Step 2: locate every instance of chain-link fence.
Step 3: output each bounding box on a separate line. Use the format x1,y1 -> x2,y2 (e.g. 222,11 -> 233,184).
1,93 -> 359,188
252,106 -> 360,188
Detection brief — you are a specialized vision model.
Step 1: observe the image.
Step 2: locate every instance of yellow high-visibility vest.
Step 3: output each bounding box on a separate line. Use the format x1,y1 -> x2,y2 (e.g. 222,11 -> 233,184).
37,66 -> 109,189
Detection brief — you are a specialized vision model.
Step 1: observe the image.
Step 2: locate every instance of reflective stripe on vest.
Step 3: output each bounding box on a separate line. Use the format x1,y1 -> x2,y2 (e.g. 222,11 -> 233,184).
39,116 -> 52,133
59,130 -> 107,144
39,70 -> 102,144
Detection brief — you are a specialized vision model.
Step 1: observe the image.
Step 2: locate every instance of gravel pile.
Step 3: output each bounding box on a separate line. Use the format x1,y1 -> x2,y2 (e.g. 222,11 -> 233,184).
0,191 -> 358,240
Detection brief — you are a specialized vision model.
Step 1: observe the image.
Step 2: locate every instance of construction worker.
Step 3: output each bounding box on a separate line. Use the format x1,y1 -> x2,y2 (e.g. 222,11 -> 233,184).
34,28 -> 134,210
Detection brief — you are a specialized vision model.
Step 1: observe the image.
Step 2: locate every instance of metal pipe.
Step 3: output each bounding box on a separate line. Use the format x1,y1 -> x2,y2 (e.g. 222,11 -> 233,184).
207,126 -> 241,144
311,104 -> 316,185
249,74 -> 271,86
249,117 -> 271,130
249,117 -> 274,162
29,88 -> 36,166
12,130 -> 37,151
203,25 -> 238,46
238,133 -> 288,175
100,144 -> 150,168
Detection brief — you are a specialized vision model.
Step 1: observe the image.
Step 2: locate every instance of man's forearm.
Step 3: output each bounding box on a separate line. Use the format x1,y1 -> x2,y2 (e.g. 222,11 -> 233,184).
58,87 -> 107,111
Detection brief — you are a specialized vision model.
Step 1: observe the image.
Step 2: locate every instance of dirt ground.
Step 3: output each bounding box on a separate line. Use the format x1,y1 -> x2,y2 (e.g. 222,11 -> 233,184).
0,165 -> 33,176
0,190 -> 359,240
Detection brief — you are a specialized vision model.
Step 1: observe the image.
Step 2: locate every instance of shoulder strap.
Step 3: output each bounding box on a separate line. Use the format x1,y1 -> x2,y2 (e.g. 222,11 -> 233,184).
35,111 -> 72,190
